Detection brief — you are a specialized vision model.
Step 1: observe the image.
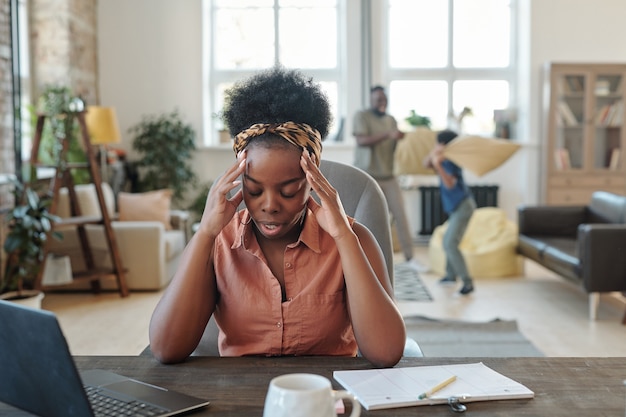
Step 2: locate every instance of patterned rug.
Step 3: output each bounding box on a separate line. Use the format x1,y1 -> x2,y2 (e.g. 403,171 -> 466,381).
393,263 -> 433,302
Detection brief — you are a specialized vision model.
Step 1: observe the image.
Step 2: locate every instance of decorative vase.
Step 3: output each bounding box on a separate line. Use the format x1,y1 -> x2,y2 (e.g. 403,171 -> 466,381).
0,290 -> 45,309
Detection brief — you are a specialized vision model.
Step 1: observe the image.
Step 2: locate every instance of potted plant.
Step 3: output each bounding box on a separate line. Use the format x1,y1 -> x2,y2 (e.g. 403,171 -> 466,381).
187,181 -> 213,224
1,177 -> 61,307
30,85 -> 90,184
405,110 -> 432,129
128,110 -> 198,204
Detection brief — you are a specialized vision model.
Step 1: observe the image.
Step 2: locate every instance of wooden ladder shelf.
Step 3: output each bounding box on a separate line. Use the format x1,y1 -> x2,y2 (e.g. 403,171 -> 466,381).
31,111 -> 129,297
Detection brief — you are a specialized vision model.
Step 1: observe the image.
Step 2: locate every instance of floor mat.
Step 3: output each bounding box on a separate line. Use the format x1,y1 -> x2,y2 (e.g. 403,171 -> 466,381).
404,315 -> 544,357
393,263 -> 433,302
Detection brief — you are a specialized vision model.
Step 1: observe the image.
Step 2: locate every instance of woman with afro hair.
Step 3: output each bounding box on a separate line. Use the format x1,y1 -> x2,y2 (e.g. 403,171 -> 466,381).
149,67 -> 406,368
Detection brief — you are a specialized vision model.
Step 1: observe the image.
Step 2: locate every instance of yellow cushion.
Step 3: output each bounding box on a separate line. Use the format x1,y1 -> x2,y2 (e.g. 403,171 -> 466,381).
394,127 -> 437,176
428,207 -> 524,278
443,135 -> 521,177
118,189 -> 173,230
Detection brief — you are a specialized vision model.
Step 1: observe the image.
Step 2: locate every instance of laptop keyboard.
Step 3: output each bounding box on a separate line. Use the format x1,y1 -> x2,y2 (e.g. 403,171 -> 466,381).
85,385 -> 169,417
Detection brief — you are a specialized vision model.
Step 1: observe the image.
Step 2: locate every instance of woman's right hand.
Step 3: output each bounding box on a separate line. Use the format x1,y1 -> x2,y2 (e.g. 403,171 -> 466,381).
197,150 -> 246,238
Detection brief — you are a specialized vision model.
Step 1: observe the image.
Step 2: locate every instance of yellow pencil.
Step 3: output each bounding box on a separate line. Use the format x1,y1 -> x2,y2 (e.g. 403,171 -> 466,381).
418,375 -> 457,399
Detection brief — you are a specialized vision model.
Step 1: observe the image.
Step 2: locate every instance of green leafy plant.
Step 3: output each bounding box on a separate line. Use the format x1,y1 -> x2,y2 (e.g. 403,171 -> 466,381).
31,85 -> 90,184
129,110 -> 198,202
1,177 -> 61,295
186,181 -> 213,224
405,110 -> 432,128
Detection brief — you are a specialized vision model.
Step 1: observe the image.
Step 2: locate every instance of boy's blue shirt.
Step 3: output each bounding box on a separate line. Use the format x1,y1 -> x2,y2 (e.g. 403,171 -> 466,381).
439,159 -> 472,214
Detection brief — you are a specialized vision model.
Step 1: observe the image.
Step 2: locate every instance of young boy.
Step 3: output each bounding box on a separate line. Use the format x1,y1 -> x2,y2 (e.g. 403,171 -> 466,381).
425,130 -> 476,295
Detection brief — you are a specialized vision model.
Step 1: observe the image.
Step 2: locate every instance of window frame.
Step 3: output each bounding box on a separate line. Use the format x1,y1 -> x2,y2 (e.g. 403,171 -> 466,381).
202,0 -> 346,146
371,0 -> 518,135
202,0 -> 518,146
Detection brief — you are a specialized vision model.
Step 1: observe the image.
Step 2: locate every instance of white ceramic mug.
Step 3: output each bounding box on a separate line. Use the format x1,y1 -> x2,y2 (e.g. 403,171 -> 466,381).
263,373 -> 361,417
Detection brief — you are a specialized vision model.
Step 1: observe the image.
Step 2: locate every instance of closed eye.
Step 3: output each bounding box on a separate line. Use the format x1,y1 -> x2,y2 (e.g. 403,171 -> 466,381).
246,190 -> 296,198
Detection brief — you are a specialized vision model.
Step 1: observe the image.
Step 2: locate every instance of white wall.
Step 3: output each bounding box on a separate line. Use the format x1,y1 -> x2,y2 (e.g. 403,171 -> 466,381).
97,0 -> 626,221
98,0 -> 203,157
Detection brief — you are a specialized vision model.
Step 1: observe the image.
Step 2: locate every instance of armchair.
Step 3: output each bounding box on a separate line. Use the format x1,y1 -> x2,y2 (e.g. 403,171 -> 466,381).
48,183 -> 188,290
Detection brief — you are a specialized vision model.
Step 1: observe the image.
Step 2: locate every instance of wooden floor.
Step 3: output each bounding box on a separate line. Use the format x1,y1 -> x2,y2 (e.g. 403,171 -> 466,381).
42,245 -> 626,357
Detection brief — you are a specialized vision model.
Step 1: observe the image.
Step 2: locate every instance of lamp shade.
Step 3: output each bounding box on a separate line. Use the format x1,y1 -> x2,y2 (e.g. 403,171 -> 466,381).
85,106 -> 122,145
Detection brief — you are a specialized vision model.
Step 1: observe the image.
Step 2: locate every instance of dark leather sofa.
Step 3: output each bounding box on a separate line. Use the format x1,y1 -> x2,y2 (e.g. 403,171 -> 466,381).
517,191 -> 626,323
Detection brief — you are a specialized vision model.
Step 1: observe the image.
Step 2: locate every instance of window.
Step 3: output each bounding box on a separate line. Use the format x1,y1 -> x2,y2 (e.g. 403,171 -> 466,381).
203,0 -> 343,146
11,0 -> 31,164
381,0 -> 517,137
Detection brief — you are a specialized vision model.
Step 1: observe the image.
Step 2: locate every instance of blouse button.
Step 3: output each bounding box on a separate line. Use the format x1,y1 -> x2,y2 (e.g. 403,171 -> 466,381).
276,322 -> 282,328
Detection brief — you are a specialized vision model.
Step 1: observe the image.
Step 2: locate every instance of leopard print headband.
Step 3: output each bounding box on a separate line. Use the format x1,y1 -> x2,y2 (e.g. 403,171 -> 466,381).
233,121 -> 322,166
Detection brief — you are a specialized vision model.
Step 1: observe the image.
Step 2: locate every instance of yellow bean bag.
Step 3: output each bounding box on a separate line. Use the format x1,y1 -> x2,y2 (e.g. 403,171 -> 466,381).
428,207 -> 524,278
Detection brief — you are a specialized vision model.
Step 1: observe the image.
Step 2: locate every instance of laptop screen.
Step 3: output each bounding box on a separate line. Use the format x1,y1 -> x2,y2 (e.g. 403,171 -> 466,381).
0,300 -> 209,417
0,300 -> 94,416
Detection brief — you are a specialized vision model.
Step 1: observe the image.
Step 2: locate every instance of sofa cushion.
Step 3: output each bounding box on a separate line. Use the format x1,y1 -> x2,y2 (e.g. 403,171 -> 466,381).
118,189 -> 173,230
533,236 -> 577,258
542,245 -> 580,282
56,183 -> 116,218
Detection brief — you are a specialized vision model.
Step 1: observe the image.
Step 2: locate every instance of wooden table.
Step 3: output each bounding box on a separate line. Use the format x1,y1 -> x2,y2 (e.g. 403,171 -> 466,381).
2,356 -> 625,416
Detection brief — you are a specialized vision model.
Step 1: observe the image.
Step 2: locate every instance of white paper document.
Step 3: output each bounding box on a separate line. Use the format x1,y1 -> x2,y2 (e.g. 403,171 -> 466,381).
333,362 -> 534,410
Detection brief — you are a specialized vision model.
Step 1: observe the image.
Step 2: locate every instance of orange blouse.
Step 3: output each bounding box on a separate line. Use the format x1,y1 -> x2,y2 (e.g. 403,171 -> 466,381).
212,209 -> 357,357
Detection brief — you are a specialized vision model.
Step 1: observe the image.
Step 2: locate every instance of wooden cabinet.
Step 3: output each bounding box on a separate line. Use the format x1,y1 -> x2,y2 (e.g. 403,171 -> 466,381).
544,62 -> 626,205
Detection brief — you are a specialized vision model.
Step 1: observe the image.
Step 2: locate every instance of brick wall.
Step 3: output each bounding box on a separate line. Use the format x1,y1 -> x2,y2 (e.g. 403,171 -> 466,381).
31,0 -> 98,104
1,0 -> 98,278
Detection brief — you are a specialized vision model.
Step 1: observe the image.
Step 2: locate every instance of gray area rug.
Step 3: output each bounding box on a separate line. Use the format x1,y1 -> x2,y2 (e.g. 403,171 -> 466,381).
393,263 -> 433,302
405,316 -> 544,357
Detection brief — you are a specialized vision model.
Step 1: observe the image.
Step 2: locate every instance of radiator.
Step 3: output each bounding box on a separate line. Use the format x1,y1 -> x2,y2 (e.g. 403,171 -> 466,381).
418,185 -> 499,235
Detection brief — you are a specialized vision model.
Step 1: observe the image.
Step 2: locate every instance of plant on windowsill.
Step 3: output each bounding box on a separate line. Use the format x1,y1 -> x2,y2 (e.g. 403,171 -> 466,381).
211,111 -> 231,145
405,110 -> 432,129
128,110 -> 198,205
1,176 -> 61,306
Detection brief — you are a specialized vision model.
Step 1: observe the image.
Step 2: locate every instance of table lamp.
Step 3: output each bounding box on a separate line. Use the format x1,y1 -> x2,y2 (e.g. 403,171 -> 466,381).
85,106 -> 122,181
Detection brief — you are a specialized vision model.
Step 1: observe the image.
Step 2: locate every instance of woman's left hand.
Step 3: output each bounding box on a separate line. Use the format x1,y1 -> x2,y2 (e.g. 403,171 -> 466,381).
300,151 -> 353,241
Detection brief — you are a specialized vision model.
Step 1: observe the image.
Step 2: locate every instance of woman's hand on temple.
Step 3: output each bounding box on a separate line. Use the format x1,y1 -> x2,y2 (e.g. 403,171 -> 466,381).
300,150 -> 353,241
197,151 -> 246,238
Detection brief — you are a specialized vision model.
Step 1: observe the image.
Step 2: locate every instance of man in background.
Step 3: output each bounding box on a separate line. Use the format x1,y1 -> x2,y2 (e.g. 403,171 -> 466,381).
353,85 -> 427,272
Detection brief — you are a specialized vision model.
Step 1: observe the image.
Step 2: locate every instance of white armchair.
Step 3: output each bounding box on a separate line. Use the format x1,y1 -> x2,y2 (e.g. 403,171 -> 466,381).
48,183 -> 188,290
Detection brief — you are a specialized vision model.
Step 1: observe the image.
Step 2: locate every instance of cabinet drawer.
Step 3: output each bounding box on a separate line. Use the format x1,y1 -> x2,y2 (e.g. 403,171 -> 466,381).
548,186 -> 625,205
549,176 -> 626,188
547,189 -> 595,205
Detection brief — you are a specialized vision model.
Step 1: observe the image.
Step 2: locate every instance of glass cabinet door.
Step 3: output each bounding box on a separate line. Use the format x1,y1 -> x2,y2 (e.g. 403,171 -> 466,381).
593,73 -> 623,170
554,73 -> 586,170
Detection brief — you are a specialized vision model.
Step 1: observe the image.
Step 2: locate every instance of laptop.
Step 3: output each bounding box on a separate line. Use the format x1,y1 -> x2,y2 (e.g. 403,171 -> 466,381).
0,300 -> 210,417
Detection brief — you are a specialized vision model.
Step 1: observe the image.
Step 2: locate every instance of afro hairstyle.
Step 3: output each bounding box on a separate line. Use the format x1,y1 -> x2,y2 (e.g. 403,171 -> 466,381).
222,66 -> 332,140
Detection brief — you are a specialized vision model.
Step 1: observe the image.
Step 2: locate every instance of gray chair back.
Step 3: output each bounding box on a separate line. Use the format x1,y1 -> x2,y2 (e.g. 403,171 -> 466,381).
316,160 -> 394,282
